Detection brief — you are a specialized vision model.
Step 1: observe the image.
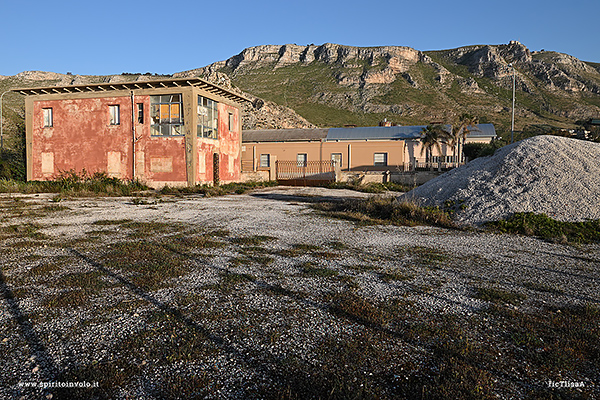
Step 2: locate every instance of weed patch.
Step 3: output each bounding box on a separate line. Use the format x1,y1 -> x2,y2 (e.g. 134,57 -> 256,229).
160,180 -> 278,196
0,170 -> 149,196
487,212 -> 600,244
102,241 -> 188,290
379,270 -> 413,282
475,287 -> 527,305
0,223 -> 48,240
231,235 -> 277,246
523,281 -> 564,295
312,197 -> 456,228
298,262 -> 338,278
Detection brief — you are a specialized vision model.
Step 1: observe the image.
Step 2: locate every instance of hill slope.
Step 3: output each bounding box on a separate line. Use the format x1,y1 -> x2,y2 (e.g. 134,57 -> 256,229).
184,41 -> 600,135
2,41 -> 600,147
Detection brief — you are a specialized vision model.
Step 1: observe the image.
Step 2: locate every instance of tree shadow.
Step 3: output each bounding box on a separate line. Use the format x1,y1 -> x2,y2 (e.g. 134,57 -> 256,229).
0,268 -> 57,398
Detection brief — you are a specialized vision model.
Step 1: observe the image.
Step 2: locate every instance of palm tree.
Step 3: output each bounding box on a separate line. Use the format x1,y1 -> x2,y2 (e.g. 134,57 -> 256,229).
453,113 -> 480,164
420,124 -> 450,171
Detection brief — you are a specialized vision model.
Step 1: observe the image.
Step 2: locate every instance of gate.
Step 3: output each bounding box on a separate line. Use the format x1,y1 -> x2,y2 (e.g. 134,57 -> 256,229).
276,160 -> 336,186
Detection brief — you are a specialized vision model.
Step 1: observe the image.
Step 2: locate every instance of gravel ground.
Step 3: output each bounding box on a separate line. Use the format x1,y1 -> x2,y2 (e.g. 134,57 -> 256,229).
1,187 -> 599,399
403,136 -> 600,225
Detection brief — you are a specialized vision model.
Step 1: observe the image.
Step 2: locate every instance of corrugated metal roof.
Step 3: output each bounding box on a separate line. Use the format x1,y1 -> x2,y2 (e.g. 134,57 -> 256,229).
326,125 -> 446,141
464,124 -> 497,138
242,124 -> 496,143
243,128 -> 329,142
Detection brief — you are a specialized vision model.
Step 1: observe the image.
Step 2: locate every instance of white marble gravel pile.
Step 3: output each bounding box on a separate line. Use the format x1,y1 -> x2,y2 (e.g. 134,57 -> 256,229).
402,135 -> 600,225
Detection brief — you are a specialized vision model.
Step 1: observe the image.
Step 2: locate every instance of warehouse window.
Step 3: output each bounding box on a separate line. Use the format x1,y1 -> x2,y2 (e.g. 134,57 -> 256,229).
331,153 -> 342,167
260,154 -> 270,168
297,153 -> 307,167
109,105 -> 120,125
197,96 -> 218,139
42,108 -> 53,127
374,152 -> 388,166
151,94 -> 184,136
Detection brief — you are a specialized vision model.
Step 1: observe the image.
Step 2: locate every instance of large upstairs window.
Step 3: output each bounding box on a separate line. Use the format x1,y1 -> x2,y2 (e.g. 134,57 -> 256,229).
197,96 -> 218,139
151,94 -> 184,136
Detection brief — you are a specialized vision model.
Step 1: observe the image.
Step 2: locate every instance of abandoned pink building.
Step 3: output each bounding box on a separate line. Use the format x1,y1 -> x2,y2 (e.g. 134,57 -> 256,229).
13,77 -> 250,187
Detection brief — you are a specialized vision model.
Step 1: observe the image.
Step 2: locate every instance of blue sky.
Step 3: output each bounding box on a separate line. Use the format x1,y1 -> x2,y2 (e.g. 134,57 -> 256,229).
1,0 -> 598,76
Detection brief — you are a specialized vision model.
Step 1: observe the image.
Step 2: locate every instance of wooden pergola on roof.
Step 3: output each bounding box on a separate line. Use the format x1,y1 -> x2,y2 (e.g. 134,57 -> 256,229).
12,77 -> 251,104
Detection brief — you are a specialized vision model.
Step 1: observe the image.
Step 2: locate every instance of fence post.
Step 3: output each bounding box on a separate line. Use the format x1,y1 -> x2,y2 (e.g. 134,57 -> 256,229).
334,160 -> 341,182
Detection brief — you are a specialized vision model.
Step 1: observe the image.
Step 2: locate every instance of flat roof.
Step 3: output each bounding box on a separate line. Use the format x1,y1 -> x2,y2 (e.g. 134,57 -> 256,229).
327,125 -> 439,140
243,128 -> 329,142
243,124 -> 497,143
11,77 -> 251,104
464,124 -> 496,138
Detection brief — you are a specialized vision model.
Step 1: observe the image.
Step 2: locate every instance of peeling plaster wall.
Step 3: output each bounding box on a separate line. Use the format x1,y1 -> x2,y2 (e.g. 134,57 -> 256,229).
32,97 -> 133,180
217,103 -> 241,183
29,90 -> 243,187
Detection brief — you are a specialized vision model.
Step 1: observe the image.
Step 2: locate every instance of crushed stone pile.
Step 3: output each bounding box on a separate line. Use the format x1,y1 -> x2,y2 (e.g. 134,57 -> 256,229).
402,135 -> 600,226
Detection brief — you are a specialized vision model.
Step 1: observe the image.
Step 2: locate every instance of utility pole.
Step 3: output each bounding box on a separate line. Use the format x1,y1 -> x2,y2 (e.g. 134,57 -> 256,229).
509,64 -> 516,143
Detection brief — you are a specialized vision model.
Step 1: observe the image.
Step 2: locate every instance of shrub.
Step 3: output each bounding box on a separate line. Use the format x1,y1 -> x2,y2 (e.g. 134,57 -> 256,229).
486,212 -> 600,244
312,196 -> 456,228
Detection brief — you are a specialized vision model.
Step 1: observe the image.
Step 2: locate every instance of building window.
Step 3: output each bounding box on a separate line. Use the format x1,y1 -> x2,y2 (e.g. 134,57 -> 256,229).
228,112 -> 234,132
42,108 -> 53,127
260,154 -> 270,168
197,96 -> 218,139
109,105 -> 120,125
374,152 -> 388,166
151,94 -> 184,136
331,153 -> 342,167
297,153 -> 307,167
137,103 -> 144,124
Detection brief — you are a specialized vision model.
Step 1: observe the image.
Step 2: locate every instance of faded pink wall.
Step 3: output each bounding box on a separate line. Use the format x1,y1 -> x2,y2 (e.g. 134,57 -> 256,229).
32,94 -> 241,186
217,104 -> 241,183
33,97 -> 134,180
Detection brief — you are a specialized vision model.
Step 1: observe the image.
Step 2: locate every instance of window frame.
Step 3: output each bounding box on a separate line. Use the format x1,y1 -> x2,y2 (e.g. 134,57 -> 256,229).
137,103 -> 144,124
297,153 -> 307,167
259,154 -> 270,168
228,112 -> 234,132
331,152 -> 342,167
150,94 -> 185,137
109,105 -> 121,126
373,152 -> 388,166
197,95 -> 218,139
42,108 -> 53,128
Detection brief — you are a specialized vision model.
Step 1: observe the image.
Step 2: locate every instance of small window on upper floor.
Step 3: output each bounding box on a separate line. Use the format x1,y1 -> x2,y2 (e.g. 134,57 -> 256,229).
197,95 -> 218,139
109,105 -> 120,125
43,108 -> 53,127
137,103 -> 144,124
228,112 -> 234,132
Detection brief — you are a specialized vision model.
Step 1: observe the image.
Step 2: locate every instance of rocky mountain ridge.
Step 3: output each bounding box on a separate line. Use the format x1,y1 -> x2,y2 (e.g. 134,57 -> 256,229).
2,42 -> 600,140
183,41 -> 600,131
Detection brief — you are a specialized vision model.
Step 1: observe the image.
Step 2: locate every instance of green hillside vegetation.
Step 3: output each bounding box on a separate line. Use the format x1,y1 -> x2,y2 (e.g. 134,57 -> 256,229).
2,43 -> 600,170
221,45 -> 600,139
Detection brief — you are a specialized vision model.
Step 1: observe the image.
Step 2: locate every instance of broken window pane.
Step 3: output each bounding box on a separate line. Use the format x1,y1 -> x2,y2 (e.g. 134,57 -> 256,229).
42,108 -> 53,127
109,105 -> 120,125
197,95 -> 218,139
150,94 -> 184,136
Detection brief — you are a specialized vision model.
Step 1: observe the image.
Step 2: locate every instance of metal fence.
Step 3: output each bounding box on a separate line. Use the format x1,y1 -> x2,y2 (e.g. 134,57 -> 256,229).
276,160 -> 336,185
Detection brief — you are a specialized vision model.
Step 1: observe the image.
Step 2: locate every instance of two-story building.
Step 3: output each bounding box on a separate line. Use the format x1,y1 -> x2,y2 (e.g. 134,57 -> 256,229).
13,77 -> 250,188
